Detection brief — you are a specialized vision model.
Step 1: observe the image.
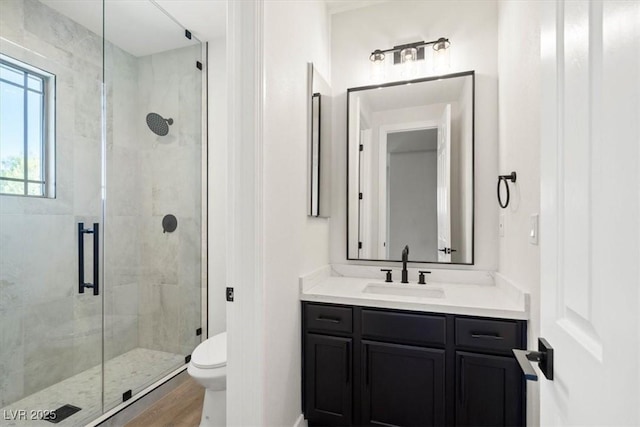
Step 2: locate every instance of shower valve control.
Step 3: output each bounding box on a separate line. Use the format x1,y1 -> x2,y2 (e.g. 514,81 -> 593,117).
226,287 -> 234,302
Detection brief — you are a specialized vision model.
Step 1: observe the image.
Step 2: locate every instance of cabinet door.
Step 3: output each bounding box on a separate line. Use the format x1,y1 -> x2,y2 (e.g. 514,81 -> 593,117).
456,351 -> 524,427
361,341 -> 445,427
304,333 -> 353,426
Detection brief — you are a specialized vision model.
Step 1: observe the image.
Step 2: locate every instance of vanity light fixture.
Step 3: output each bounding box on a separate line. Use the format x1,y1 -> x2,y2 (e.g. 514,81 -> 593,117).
368,37 -> 451,66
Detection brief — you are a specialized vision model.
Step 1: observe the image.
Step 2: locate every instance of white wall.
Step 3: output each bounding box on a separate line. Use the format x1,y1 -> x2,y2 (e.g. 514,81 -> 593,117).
262,1 -> 331,425
497,2 -> 541,426
331,0 -> 499,270
207,36 -> 227,337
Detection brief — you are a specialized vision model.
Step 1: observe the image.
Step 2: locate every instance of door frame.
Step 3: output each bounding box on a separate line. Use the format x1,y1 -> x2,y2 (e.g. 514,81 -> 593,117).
226,0 -> 266,425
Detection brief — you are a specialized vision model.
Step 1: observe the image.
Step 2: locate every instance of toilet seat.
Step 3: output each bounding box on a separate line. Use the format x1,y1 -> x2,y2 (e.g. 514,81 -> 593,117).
192,332 -> 227,369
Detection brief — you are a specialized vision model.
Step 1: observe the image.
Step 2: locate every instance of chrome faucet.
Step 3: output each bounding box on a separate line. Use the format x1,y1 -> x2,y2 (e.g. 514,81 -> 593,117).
401,245 -> 409,283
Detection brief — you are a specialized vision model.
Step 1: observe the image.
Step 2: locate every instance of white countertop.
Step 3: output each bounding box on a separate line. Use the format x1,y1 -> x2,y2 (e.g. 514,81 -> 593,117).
300,266 -> 529,320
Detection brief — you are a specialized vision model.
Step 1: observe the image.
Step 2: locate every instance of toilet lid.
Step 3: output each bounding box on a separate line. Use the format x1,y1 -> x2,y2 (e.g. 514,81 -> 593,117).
192,332 -> 227,369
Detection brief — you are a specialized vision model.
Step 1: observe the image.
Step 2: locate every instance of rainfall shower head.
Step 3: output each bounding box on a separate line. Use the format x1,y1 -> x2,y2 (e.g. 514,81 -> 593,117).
146,112 -> 173,136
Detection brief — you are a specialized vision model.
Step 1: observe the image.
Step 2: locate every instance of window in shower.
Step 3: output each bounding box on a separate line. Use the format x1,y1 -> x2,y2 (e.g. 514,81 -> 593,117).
0,55 -> 55,197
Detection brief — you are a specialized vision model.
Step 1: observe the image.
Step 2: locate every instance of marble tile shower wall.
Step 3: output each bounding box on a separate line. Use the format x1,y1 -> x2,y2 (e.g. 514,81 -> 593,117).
105,21 -> 203,363
135,45 -> 202,357
104,42 -> 141,364
0,0 -> 202,408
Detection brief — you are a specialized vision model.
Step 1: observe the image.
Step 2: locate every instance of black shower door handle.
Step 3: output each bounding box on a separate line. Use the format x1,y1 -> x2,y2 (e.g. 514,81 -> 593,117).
78,222 -> 99,296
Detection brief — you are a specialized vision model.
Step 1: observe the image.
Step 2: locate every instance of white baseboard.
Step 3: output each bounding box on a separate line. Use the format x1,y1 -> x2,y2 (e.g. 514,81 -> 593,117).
293,414 -> 307,427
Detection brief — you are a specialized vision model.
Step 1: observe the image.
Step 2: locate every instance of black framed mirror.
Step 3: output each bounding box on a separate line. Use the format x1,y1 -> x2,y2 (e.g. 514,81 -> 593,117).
347,71 -> 474,264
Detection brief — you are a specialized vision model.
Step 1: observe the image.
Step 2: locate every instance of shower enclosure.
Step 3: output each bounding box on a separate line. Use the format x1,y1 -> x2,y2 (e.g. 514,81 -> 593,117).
0,0 -> 206,425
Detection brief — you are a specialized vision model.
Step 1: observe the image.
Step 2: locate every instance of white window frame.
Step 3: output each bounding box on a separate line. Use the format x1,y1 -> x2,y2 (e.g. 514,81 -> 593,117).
0,54 -> 55,198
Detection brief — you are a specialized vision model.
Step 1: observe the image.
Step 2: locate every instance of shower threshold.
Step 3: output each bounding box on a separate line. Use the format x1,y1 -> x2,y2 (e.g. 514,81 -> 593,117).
1,348 -> 183,426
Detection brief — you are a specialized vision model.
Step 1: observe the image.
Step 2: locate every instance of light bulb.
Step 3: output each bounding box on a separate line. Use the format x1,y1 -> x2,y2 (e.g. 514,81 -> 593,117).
370,59 -> 385,82
433,47 -> 450,73
432,38 -> 451,73
400,47 -> 417,63
369,50 -> 386,82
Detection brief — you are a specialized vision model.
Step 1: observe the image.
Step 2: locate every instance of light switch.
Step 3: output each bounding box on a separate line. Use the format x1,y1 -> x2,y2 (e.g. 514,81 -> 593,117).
529,214 -> 539,245
499,214 -> 505,237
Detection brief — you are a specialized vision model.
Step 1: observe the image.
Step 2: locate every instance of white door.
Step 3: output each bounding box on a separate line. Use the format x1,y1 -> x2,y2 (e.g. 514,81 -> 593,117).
436,104 -> 451,262
538,1 -> 640,426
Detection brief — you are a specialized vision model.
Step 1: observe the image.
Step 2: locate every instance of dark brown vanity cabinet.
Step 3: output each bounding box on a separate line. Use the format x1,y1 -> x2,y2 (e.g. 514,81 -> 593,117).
302,302 -> 527,427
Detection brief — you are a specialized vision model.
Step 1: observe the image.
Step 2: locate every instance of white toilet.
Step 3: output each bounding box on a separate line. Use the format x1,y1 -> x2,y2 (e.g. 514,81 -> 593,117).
188,332 -> 227,427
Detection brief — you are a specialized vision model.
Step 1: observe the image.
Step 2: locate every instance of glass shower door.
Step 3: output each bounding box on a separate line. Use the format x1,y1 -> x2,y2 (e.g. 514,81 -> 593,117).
0,0 -> 105,424
102,0 -> 203,412
1,0 -> 204,423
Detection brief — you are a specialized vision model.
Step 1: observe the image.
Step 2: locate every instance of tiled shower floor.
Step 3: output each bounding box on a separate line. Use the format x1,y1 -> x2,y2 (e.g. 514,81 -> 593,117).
1,348 -> 184,426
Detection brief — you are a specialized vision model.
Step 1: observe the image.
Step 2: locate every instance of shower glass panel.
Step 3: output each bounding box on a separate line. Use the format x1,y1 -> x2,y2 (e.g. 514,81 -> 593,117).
0,0 -> 204,424
102,0 -> 203,413
0,0 -> 105,424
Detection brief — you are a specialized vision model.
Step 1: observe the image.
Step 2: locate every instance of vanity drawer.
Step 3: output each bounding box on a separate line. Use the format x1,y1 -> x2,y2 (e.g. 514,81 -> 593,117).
455,318 -> 521,353
362,309 -> 446,346
305,303 -> 353,334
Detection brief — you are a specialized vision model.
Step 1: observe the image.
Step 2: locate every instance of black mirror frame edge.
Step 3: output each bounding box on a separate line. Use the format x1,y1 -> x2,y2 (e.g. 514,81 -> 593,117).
345,70 -> 476,265
308,62 -> 331,218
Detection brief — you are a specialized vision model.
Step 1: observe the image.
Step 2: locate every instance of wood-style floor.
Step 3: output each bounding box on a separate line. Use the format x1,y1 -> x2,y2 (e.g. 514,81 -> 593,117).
126,378 -> 204,427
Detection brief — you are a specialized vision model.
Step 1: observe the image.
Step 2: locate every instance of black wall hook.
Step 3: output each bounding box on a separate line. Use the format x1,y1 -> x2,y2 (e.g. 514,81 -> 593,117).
497,171 -> 517,209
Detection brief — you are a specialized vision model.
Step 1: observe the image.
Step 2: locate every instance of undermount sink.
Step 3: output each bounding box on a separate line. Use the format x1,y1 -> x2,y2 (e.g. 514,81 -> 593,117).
363,283 -> 445,299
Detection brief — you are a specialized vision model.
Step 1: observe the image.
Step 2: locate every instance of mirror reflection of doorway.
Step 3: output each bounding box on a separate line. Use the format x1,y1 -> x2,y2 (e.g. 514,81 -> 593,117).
386,128 -> 438,260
